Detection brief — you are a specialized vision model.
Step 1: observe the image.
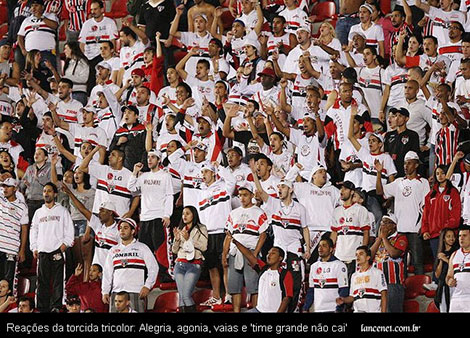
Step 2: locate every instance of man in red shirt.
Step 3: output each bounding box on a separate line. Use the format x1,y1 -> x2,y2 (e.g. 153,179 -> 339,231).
65,263 -> 108,312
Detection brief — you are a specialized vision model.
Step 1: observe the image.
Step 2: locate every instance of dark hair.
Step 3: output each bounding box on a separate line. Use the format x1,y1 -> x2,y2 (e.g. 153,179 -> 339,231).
44,182 -> 58,193
116,291 -> 130,300
144,46 -> 156,55
247,99 -> 260,111
112,148 -> 125,161
91,0 -> 104,8
0,150 -> 15,172
64,41 -> 89,77
450,21 -> 465,34
272,15 -> 286,24
162,140 -> 182,167
342,67 -> 358,83
100,40 -> 114,49
18,296 -> 35,310
272,246 -> 285,259
92,263 -> 103,272
179,205 -> 202,229
435,228 -> 459,272
463,32 -> 470,43
197,59 -> 210,70
320,237 -> 334,248
59,78 -> 74,89
72,169 -> 92,190
270,131 -> 284,141
423,35 -> 438,45
120,26 -> 137,41
438,83 -> 452,92
176,82 -> 192,97
356,245 -> 372,258
430,165 -> 453,198
364,45 -> 378,56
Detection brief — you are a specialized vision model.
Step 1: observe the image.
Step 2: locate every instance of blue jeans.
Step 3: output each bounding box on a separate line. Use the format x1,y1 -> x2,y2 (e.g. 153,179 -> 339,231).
174,261 -> 201,306
335,16 -> 360,46
387,283 -> 405,313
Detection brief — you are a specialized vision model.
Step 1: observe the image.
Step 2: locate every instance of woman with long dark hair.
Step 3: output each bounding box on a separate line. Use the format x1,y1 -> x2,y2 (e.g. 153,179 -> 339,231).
433,228 -> 459,312
51,154 -> 95,281
63,41 -> 89,106
172,206 -> 208,313
422,165 -> 461,286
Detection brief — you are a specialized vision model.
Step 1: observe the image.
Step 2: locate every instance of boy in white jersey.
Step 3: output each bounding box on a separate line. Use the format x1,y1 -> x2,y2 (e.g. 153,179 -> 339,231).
336,245 -> 387,312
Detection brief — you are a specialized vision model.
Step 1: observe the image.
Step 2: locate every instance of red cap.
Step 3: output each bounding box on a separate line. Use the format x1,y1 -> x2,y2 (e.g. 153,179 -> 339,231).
131,68 -> 145,78
257,68 -> 276,78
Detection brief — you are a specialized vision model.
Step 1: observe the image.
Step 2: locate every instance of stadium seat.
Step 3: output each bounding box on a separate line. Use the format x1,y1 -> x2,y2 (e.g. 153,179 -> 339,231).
153,292 -> 179,313
424,289 -> 436,298
193,289 -> 213,311
196,280 -> 211,288
403,300 -> 420,313
158,282 -> 177,290
404,275 -> 431,299
426,301 -> 440,313
424,263 -> 433,273
211,288 -> 248,312
0,4 -> 7,26
0,24 -> 7,39
19,258 -> 37,277
310,1 -> 337,23
105,0 -> 128,19
17,277 -> 31,297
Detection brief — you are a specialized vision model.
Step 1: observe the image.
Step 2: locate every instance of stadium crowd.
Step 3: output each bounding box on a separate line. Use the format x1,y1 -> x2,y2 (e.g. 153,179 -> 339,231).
0,0 -> 470,314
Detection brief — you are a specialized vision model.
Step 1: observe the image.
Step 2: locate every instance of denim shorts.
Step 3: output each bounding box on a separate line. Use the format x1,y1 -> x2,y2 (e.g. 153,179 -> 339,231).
73,220 -> 87,238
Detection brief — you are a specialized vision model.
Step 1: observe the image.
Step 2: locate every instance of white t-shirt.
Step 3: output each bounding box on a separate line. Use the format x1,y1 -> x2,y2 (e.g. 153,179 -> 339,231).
427,7 -> 465,46
120,40 -> 147,85
355,66 -> 385,119
383,176 -> 430,233
348,23 -> 384,54
79,17 -> 118,60
18,14 -> 57,52
357,147 -> 397,192
278,7 -> 308,34
350,266 -> 387,313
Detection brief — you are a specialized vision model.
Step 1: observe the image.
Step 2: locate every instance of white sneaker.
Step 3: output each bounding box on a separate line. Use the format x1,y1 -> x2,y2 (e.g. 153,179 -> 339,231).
224,294 -> 232,304
200,297 -> 222,307
423,282 -> 438,291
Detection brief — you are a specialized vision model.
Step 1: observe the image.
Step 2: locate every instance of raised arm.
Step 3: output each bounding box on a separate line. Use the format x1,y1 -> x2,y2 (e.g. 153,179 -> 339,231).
446,151 -> 465,180
415,0 -> 431,13
395,30 -> 407,66
347,104 -> 362,152
176,48 -> 199,80
49,102 -> 69,131
374,159 -> 385,196
266,104 -> 290,138
61,180 -> 93,221
250,161 -> 269,203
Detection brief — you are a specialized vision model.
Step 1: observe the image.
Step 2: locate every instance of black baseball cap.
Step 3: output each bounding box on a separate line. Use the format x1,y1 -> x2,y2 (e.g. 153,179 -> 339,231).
254,153 -> 273,167
342,180 -> 356,190
121,105 -> 139,115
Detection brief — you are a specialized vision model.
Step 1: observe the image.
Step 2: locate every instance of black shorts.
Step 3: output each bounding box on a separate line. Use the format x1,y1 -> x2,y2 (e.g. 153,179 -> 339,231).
203,233 -> 225,269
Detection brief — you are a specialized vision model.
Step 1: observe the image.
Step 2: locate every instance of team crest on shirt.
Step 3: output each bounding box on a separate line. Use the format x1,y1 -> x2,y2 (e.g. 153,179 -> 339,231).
358,288 -> 365,298
281,220 -> 289,228
339,217 -> 345,224
108,173 -> 114,180
238,223 -> 246,232
108,184 -> 115,193
319,279 -> 326,288
291,261 -> 300,272
92,25 -> 98,32
316,267 -> 322,274
301,144 -> 311,156
443,195 -> 450,202
402,186 -> 412,197
401,135 -> 409,145
99,239 -> 104,247
459,262 -> 465,271
158,5 -> 164,11
342,227 -> 349,235
121,259 -> 128,267
271,281 -> 277,287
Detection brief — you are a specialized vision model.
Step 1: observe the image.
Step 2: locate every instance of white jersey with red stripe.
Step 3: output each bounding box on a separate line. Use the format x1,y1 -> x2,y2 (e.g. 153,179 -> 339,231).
89,81 -> 120,107
348,23 -> 384,54
425,96 -> 462,145
167,148 -> 205,208
460,0 -> 470,31
69,124 -> 108,157
438,40 -> 463,63
331,203 -> 370,262
162,163 -> 182,195
289,74 -> 319,121
185,76 -> 215,103
197,166 -> 236,234
427,7 -> 465,46
355,66 -> 385,119
191,131 -> 224,163
120,40 -> 147,85
156,132 -> 186,156
48,94 -> 83,124
309,258 -> 349,312
278,7 -> 308,35
324,99 -> 369,149
338,136 -> 369,189
79,16 -> 118,60
264,196 -> 307,256
357,147 -> 397,192
135,103 -> 158,125
88,215 -> 119,269
259,175 -> 281,200
229,163 -> 252,209
64,0 -> 88,32
289,128 -> 326,172
89,163 -> 133,216
266,32 -> 292,69
406,54 -> 451,85
180,31 -> 212,78
453,77 -> 470,122
350,266 -> 387,313
226,205 -> 268,253
383,63 -> 408,108
102,239 -> 159,295
17,14 -> 57,52
239,9 -> 266,34
451,248 -> 470,301
261,143 -> 295,179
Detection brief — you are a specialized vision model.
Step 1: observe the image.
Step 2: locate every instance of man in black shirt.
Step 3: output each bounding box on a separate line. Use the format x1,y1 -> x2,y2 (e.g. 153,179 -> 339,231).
384,108 -> 420,178
138,0 -> 176,73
